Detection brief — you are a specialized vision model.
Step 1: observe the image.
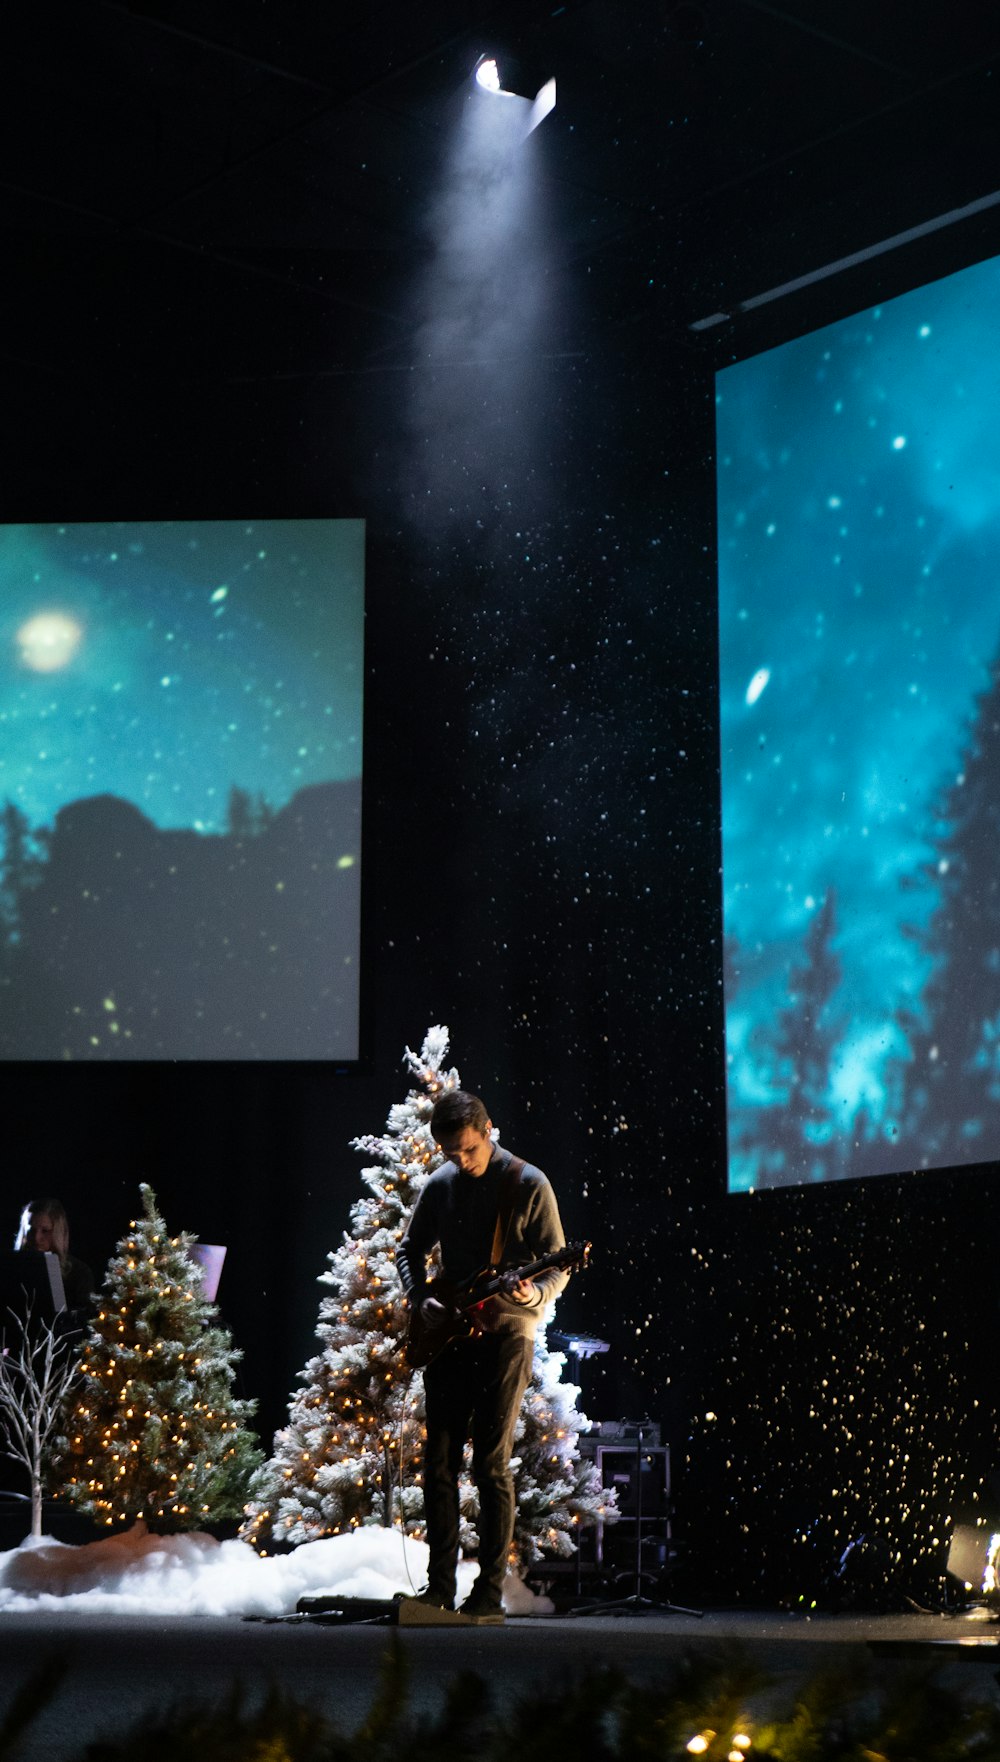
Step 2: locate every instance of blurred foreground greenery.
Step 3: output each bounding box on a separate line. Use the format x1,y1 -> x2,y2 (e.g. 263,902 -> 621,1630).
3,1638 -> 1000,1762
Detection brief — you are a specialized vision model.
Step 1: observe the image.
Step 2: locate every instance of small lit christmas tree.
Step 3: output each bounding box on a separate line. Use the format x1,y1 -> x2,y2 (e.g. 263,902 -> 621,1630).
242,1025 -> 613,1571
56,1184 -> 262,1530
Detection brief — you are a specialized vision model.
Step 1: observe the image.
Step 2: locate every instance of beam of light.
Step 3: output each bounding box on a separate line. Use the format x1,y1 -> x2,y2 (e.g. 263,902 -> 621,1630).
403,53 -> 557,534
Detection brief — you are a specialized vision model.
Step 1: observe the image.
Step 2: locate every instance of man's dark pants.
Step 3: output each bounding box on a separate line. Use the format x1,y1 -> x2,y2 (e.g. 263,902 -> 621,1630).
423,1329 -> 534,1607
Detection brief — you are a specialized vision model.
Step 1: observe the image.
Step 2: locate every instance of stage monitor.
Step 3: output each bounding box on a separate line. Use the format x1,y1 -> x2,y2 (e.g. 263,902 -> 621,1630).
717,248 -> 1000,1190
0,518 -> 364,1062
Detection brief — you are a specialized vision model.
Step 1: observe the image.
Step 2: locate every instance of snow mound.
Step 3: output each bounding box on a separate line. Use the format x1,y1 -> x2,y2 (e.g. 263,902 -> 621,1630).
0,1525 -> 552,1618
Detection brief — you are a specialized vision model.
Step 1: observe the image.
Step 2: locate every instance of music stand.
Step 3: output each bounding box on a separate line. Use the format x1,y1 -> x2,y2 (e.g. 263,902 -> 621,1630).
0,1252 -> 66,1330
573,1418 -> 703,1618
188,1243 -> 226,1302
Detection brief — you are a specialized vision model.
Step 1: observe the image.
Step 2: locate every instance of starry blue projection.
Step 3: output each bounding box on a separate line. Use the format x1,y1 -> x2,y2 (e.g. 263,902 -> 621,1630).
0,519 -> 364,1062
717,253 -> 1000,1190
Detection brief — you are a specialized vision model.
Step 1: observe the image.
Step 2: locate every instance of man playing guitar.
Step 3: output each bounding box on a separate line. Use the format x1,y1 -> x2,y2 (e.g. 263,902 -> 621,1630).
396,1088 -> 570,1624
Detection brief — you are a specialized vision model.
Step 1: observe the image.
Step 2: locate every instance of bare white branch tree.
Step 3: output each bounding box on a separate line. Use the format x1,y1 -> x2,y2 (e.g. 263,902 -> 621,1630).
0,1307 -> 81,1537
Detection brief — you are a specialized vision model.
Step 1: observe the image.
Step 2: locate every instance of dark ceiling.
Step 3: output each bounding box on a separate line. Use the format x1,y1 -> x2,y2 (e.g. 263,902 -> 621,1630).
7,0 -> 1000,389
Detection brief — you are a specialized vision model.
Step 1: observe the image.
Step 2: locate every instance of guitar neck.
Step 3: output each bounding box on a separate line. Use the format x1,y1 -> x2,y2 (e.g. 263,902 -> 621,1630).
405,1242 -> 590,1369
461,1248 -> 573,1308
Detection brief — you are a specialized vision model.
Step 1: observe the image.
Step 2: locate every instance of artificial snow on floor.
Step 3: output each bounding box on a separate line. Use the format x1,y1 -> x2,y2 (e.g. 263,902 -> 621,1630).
0,1524 -> 551,1618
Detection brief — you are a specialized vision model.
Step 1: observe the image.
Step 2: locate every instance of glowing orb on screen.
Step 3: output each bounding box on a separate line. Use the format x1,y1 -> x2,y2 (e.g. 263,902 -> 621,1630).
16,612 -> 83,672
745,667 -> 770,706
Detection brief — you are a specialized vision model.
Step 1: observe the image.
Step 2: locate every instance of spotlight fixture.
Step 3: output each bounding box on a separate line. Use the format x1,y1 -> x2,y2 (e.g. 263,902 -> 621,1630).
474,56 -> 503,93
472,53 -> 556,134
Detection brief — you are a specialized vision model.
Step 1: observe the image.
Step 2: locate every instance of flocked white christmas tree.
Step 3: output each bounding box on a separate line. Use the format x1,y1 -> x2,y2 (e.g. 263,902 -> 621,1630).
241,1026 -> 614,1570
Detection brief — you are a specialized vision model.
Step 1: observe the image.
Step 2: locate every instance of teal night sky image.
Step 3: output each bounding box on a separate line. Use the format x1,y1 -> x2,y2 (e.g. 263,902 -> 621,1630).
717,253 -> 1000,1190
0,518 -> 364,1062
0,519 -> 364,832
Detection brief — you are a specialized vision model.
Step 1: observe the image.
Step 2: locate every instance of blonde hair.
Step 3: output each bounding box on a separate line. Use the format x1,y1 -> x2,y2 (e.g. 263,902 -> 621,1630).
15,1197 -> 70,1264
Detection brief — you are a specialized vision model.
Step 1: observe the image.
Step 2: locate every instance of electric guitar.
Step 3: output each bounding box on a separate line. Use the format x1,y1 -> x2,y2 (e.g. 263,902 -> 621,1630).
404,1241 -> 591,1369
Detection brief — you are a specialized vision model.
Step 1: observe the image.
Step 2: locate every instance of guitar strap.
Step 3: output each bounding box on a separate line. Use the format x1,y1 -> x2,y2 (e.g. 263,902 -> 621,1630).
488,1154 -> 525,1268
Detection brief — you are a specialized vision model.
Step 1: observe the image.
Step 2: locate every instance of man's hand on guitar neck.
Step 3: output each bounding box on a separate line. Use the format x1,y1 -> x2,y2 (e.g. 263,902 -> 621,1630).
417,1276 -> 535,1325
500,1273 -> 537,1305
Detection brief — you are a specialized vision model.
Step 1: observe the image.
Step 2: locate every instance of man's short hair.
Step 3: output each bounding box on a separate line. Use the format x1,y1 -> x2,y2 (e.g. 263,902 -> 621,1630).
431,1089 -> 490,1140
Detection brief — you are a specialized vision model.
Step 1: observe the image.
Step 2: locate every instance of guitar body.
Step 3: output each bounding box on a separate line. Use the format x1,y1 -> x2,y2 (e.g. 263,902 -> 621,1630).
402,1242 -> 591,1370
404,1274 -> 492,1369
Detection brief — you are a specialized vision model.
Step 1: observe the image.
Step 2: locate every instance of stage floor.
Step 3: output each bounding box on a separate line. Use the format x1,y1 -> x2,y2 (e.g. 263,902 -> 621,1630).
2,1605 -> 999,1760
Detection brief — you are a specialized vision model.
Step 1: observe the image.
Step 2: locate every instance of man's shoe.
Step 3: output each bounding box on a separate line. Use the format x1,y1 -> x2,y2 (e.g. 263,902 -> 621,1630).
412,1587 -> 454,1610
460,1593 -> 505,1625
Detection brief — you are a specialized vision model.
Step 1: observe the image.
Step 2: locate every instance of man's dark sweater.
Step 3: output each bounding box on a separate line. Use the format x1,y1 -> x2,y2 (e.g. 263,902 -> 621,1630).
396,1145 -> 568,1338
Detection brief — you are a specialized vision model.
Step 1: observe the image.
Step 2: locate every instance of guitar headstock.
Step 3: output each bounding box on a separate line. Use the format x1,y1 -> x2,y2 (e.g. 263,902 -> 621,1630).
563,1239 -> 592,1272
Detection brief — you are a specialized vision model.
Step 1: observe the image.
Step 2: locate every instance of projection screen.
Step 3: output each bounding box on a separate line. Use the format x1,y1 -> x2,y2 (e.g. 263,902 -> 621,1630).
0,517 -> 364,1062
717,252 -> 1000,1189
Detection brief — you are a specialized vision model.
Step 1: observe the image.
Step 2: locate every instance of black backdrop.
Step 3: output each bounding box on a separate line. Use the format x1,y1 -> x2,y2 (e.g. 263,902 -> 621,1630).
5,216 -> 1000,1609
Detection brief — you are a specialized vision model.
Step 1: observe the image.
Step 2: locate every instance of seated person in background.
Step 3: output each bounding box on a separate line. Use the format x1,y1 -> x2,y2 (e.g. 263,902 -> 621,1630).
15,1197 -> 96,1322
